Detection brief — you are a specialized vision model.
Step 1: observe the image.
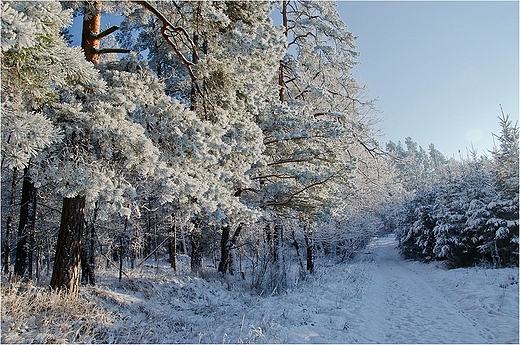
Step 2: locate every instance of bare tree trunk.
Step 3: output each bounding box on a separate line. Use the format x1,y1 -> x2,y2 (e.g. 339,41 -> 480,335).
119,218 -> 127,282
169,214 -> 177,271
3,168 -> 18,276
81,213 -> 96,286
4,215 -> 12,276
119,234 -> 124,282
154,213 -> 158,263
27,204 -> 36,280
292,230 -> 304,270
190,220 -> 203,274
278,0 -> 288,103
190,234 -> 203,274
82,1 -> 102,64
304,232 -> 314,274
190,3 -> 201,111
190,32 -> 199,111
218,223 -> 244,274
14,167 -> 37,279
50,196 -> 86,294
218,225 -> 231,274
35,240 -> 40,283
144,198 -> 152,258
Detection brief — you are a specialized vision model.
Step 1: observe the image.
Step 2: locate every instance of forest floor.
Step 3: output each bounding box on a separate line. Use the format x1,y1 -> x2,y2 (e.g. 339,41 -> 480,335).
1,234 -> 518,343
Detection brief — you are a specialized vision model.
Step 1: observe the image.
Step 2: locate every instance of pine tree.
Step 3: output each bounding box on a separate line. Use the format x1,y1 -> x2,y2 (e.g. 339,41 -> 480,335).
1,1 -> 102,283
486,107 -> 519,266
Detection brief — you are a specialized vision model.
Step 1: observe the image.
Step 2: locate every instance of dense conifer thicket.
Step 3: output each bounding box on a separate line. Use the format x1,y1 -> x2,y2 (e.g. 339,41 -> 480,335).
1,1 -> 517,296
392,114 -> 519,268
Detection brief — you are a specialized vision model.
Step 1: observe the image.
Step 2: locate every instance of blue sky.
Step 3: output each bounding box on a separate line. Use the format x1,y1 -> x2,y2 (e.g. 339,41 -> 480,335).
336,1 -> 519,158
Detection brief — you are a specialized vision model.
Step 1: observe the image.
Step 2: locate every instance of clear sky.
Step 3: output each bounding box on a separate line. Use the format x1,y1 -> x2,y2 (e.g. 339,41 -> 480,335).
335,1 -> 519,158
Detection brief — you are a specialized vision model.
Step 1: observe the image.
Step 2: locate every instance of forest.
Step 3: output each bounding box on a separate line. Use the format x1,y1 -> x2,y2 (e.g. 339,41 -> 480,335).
1,1 -> 518,334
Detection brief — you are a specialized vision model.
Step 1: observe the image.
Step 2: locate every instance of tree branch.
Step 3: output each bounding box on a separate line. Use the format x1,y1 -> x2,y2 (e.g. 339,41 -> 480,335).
131,0 -> 203,99
93,25 -> 120,40
93,48 -> 131,54
267,170 -> 341,207
267,158 -> 312,166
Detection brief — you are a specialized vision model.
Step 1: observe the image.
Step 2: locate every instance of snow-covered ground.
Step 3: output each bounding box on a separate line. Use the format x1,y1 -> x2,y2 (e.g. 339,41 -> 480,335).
2,234 -> 518,343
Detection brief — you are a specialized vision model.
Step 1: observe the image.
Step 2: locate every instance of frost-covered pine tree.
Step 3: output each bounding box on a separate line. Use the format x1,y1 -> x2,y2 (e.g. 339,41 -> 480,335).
1,1 -> 103,281
117,1 -> 288,273
1,1 -> 168,293
485,108 -> 519,266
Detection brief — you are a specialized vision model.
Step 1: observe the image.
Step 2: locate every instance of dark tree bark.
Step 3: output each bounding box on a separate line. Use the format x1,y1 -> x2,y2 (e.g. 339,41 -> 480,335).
58,0 -> 124,291
278,0 -> 288,103
169,214 -> 177,271
190,234 -> 203,274
190,32 -> 200,111
304,233 -> 314,274
81,219 -> 96,285
291,230 -> 304,270
118,218 -> 128,282
50,196 -> 86,294
3,168 -> 18,276
4,215 -> 12,276
27,207 -> 36,280
144,198 -> 153,258
217,223 -> 244,274
14,167 -> 37,279
190,221 -> 203,274
118,235 -> 124,282
273,222 -> 282,262
218,225 -> 231,274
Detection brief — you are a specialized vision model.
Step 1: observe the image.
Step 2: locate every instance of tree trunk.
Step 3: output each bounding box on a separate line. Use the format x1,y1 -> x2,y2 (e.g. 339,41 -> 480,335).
190,3 -> 202,111
4,215 -> 11,276
274,221 -> 283,262
169,214 -> 177,271
51,1 -> 100,293
119,234 -> 124,282
3,168 -> 18,276
190,221 -> 203,274
292,230 -> 304,270
82,1 -> 102,64
218,225 -> 232,274
81,220 -> 96,285
119,218 -> 127,282
27,204 -> 36,280
304,233 -> 314,274
144,198 -> 153,258
50,196 -> 86,294
278,0 -> 288,103
14,167 -> 37,279
218,223 -> 244,274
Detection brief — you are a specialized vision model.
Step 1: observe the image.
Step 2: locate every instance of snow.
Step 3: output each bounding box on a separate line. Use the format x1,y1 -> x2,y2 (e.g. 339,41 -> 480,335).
3,234 -> 518,343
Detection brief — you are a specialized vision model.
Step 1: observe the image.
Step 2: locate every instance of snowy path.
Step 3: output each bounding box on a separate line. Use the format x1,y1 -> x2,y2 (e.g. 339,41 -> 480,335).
251,234 -> 518,343
343,235 -> 494,343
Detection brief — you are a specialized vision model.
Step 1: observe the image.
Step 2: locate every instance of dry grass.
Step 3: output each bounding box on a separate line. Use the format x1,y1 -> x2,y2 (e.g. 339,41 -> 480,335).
1,281 -> 115,344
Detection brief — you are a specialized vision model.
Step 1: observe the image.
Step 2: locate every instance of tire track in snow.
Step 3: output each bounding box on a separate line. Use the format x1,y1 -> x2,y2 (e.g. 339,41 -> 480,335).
345,235 -> 490,343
